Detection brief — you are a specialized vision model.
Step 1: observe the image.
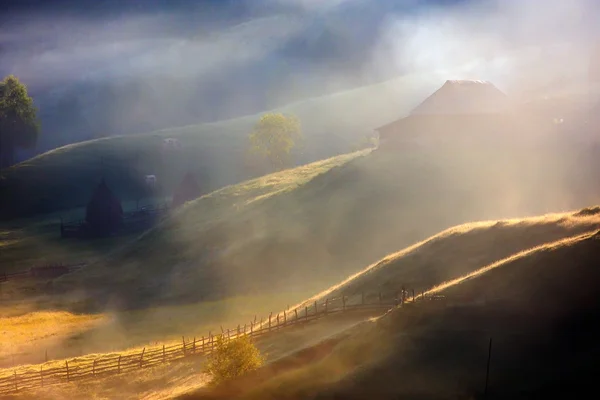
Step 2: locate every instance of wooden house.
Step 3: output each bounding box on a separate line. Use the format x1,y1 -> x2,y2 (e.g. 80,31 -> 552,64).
375,80 -> 551,151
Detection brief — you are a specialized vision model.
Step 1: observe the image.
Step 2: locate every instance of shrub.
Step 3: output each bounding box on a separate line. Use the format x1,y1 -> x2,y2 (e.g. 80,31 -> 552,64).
204,334 -> 265,385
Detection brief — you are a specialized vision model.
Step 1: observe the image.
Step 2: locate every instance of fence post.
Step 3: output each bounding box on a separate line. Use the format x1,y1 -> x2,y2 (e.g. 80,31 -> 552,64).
193,337 -> 196,354
40,366 -> 43,387
276,314 -> 280,329
269,313 -> 272,331
412,289 -> 415,301
182,336 -> 186,355
162,345 -> 166,363
305,306 -> 308,319
314,300 -> 318,315
295,308 -> 298,321
283,310 -> 287,326
244,324 -> 247,334
65,360 -> 70,382
140,347 -> 145,368
201,336 -> 205,353
237,324 -> 240,336
13,371 -> 17,393
227,329 -> 230,340
93,359 -> 97,376
118,355 -> 122,373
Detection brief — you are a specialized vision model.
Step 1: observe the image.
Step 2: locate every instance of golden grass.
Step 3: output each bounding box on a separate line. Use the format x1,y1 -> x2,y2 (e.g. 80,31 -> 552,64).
295,211 -> 600,307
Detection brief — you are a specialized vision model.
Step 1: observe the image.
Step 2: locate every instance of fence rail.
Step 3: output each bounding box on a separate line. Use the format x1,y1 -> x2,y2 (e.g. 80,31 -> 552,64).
0,288 -> 444,395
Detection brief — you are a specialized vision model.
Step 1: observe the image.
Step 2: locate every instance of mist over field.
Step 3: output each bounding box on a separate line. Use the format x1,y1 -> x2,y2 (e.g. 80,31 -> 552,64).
1,0 -> 598,160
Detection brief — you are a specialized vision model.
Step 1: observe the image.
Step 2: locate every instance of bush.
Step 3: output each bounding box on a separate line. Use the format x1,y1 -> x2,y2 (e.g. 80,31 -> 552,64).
204,334 -> 265,385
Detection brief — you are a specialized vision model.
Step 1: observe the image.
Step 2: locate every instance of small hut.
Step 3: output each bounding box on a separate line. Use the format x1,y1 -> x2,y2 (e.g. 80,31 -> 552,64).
85,178 -> 123,237
172,171 -> 202,208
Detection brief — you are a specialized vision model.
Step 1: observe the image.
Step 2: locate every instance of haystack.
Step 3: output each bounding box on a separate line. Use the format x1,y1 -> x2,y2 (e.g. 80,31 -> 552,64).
85,178 -> 123,236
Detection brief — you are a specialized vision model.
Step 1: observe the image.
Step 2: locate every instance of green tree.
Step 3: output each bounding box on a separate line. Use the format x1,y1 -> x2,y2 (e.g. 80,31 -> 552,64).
0,75 -> 40,168
204,334 -> 264,386
248,113 -> 302,171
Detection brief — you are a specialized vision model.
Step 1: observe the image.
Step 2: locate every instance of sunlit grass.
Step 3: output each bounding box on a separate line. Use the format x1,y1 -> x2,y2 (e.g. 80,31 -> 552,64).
0,311 -> 106,370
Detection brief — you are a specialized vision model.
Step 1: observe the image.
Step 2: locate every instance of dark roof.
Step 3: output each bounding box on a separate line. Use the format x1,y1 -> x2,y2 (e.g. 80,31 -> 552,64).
376,80 -> 510,132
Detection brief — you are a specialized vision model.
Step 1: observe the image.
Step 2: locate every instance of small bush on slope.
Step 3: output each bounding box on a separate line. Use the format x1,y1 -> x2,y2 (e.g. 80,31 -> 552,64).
205,335 -> 265,386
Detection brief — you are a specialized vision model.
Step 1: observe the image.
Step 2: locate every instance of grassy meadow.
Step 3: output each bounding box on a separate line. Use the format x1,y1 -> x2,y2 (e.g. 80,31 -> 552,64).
200,227 -> 600,400
0,73 -> 437,221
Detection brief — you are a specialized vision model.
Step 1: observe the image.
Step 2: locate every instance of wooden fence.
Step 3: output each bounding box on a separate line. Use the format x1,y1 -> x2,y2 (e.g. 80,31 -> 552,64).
0,288 -> 443,395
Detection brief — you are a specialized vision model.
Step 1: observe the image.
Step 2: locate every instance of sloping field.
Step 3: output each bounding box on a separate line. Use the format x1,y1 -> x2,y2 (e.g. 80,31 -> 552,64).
300,208 -> 600,305
54,130 -> 600,312
0,74 -> 435,220
233,229 -> 600,400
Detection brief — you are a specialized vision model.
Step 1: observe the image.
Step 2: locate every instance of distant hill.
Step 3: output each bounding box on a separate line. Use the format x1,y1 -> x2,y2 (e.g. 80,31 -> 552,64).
54,127 -> 600,312
0,73 -> 437,220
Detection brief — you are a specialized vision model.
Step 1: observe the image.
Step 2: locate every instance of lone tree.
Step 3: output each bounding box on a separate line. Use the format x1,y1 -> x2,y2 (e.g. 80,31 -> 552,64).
248,113 -> 302,171
172,171 -> 202,208
0,75 -> 40,168
85,178 -> 123,237
204,334 -> 264,386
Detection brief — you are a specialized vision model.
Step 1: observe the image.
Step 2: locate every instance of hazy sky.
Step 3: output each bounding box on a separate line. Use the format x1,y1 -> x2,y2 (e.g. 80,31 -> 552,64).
2,0 -> 600,152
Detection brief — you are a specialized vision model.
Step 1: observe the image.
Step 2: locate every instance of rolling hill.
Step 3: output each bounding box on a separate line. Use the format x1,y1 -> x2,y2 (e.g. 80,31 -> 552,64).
52,124 -> 600,315
0,73 -> 438,221
190,225 -> 600,399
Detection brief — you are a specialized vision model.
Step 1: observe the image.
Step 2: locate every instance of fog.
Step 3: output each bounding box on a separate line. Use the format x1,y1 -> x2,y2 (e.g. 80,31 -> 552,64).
1,0 -> 599,156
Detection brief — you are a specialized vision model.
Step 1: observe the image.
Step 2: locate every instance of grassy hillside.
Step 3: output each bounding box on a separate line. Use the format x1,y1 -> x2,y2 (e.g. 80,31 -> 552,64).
52,129 -> 600,313
299,208 -> 600,305
0,74 -> 436,220
213,230 -> 600,400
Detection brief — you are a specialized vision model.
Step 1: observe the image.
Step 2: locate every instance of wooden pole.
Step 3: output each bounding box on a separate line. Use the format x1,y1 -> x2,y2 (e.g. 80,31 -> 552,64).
118,355 -> 122,373
93,359 -> 97,376
140,347 -> 145,368
305,306 -> 308,319
314,300 -> 318,315
244,324 -> 246,334
162,345 -> 166,363
193,337 -> 196,354
484,337 -> 493,399
201,336 -> 205,353
182,336 -> 186,355
295,308 -> 298,321
276,314 -> 280,329
40,366 -> 43,387
269,313 -> 272,331
283,310 -> 287,326
65,361 -> 70,382
412,289 -> 415,302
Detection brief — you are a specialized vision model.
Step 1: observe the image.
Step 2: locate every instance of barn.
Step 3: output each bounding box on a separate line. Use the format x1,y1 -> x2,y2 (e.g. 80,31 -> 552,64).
375,80 -> 547,151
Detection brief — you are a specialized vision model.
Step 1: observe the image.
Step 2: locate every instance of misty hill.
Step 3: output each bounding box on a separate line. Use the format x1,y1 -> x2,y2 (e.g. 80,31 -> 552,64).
302,209 -> 600,305
207,230 -> 600,400
0,74 -> 436,220
54,128 -> 600,312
